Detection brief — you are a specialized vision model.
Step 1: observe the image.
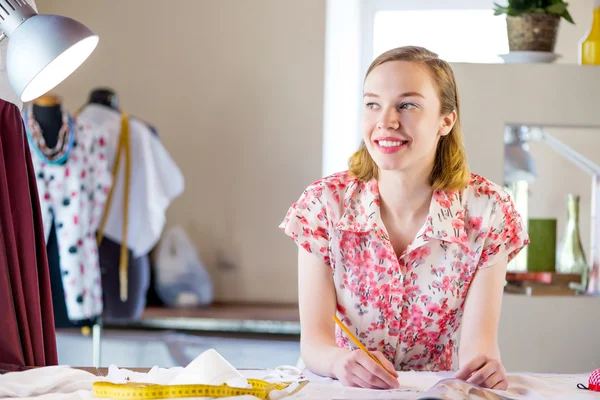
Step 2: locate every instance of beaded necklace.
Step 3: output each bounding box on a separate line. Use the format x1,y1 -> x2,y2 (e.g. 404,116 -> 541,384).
24,103 -> 75,165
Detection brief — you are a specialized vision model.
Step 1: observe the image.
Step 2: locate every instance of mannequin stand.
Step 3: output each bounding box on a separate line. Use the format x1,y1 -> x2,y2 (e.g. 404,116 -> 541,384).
92,320 -> 102,367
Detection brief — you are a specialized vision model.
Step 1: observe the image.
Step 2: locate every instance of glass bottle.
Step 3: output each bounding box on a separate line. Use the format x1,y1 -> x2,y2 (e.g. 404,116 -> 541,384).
579,0 -> 600,65
557,194 -> 588,278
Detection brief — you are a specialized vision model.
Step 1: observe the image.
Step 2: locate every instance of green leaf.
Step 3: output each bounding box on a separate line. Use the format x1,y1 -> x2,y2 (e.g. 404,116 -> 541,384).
562,9 -> 575,23
497,0 -> 574,23
546,3 -> 567,14
507,9 -> 524,16
508,0 -> 531,11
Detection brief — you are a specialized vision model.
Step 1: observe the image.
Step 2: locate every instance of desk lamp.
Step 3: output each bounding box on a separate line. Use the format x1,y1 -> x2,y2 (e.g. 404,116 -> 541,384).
0,0 -> 98,102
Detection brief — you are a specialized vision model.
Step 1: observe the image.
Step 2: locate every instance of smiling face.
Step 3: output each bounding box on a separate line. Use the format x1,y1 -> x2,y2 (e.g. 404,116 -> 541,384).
360,60 -> 456,177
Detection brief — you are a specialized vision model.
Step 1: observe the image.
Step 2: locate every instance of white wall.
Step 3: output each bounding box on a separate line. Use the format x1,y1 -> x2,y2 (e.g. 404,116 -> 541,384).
36,0 -> 326,304
499,294 -> 600,373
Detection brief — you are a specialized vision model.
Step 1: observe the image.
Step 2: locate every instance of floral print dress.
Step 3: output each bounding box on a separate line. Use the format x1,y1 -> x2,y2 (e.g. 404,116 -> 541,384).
280,171 -> 529,371
28,116 -> 112,321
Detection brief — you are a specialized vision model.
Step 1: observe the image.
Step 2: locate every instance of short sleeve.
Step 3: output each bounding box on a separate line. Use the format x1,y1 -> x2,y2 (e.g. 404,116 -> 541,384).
478,190 -> 530,269
279,183 -> 331,266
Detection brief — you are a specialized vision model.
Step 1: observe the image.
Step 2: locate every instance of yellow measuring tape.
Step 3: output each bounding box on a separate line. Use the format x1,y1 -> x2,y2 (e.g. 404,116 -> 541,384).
96,111 -> 131,302
92,379 -> 306,399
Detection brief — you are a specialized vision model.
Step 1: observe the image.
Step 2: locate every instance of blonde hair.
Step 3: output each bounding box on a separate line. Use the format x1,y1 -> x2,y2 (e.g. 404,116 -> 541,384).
349,46 -> 470,191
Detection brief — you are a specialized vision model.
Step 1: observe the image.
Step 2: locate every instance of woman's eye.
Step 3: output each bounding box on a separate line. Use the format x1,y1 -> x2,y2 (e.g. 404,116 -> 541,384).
398,102 -> 417,110
365,102 -> 379,110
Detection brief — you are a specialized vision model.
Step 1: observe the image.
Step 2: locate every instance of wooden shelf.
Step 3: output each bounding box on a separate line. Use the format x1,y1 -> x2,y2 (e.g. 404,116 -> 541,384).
107,303 -> 301,336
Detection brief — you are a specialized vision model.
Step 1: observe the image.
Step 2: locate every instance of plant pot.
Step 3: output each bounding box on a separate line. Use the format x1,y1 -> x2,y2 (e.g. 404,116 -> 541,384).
506,13 -> 561,52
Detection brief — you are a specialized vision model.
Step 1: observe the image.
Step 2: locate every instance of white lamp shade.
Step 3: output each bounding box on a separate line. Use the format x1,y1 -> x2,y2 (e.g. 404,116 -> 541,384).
6,13 -> 98,102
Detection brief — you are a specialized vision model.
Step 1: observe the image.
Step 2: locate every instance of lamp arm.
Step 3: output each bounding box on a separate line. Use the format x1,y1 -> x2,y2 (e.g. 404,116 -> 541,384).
540,132 -> 600,175
528,127 -> 600,294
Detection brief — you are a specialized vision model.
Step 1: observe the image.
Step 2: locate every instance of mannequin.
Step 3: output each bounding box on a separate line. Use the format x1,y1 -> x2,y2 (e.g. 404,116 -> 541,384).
30,95 -> 98,329
31,95 -> 62,148
78,88 -> 184,320
24,94 -> 112,327
87,88 -> 164,307
87,88 -> 158,136
88,88 -> 120,111
87,88 -> 153,321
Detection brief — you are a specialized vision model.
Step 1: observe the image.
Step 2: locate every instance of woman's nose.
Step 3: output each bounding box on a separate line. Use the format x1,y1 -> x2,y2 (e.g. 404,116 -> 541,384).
377,109 -> 400,130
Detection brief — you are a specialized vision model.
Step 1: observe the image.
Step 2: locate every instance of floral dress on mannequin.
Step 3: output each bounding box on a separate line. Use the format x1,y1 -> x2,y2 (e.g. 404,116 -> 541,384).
23,103 -> 112,322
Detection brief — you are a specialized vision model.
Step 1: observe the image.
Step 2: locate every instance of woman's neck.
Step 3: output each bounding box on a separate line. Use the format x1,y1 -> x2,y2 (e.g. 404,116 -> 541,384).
377,169 -> 433,222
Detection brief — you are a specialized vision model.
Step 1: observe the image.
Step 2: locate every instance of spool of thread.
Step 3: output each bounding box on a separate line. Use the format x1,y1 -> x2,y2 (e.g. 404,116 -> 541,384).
577,368 -> 600,392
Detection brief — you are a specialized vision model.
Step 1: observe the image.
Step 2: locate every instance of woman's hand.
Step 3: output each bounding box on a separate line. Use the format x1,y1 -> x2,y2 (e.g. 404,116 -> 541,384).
331,349 -> 400,390
454,353 -> 508,390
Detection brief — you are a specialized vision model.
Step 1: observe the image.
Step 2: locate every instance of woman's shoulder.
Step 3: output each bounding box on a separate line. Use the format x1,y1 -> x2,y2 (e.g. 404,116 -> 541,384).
280,171 -> 364,262
461,172 -> 516,218
297,170 -> 364,206
283,171 -> 368,232
461,174 -> 529,267
463,173 -> 511,201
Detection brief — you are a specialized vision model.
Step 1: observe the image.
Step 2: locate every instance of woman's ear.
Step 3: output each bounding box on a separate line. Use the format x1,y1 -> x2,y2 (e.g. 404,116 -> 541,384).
440,109 -> 457,136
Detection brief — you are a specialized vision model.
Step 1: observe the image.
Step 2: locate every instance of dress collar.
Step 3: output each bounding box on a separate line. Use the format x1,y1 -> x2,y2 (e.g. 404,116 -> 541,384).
335,179 -> 467,246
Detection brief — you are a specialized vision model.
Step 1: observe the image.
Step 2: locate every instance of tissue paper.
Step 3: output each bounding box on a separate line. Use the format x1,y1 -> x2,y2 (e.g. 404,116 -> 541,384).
104,364 -> 183,385
169,348 -> 250,389
103,349 -> 250,389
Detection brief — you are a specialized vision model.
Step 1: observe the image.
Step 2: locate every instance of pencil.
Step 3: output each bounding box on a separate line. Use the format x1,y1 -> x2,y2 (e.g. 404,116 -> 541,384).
332,316 -> 396,376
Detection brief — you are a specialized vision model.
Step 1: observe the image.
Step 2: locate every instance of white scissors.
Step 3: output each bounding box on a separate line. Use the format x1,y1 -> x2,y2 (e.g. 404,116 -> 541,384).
262,365 -> 307,382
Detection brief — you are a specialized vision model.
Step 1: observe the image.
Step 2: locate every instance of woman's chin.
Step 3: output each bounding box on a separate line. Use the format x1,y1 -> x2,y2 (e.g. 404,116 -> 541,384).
375,161 -> 407,174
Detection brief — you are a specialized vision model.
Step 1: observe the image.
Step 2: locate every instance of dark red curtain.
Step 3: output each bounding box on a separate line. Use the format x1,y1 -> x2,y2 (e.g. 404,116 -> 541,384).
0,99 -> 58,367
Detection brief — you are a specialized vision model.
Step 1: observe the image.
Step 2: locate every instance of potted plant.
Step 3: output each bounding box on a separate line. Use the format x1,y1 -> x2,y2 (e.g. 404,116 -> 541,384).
494,0 -> 575,53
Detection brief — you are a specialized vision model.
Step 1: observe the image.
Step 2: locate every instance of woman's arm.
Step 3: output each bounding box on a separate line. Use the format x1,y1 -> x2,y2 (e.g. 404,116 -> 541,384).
297,247 -> 345,377
297,249 -> 399,388
455,256 -> 508,389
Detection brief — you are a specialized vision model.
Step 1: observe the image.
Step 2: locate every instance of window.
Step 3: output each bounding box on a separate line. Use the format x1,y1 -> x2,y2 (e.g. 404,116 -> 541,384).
322,0 -> 510,177
373,9 -> 508,63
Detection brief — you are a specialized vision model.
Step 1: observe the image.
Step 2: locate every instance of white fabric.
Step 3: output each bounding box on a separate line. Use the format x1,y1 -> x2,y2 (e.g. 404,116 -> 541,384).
0,0 -> 37,109
0,366 -> 97,400
1,366 -> 597,400
28,115 -> 112,321
0,367 -> 259,400
77,104 -> 184,257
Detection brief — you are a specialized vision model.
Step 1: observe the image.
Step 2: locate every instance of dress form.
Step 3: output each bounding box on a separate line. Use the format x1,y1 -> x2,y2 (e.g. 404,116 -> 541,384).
87,88 -> 153,321
30,94 -> 98,329
87,88 -> 158,136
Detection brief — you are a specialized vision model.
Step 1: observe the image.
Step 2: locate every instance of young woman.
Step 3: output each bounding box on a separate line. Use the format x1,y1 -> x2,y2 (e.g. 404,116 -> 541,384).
280,46 -> 529,391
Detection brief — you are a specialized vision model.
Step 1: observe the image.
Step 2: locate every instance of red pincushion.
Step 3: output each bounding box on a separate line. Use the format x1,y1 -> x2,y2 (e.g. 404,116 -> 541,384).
590,368 -> 600,392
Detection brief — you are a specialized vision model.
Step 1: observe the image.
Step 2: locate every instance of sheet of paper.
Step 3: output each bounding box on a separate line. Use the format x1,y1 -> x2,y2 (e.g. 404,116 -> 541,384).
281,370 -> 453,400
285,383 -> 422,400
283,371 -> 597,400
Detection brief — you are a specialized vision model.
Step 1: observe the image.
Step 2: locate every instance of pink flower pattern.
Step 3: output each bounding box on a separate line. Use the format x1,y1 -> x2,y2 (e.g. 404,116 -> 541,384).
280,171 -> 529,371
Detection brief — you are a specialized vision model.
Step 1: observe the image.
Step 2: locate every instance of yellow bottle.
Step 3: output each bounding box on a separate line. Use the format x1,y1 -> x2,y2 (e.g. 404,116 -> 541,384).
580,0 -> 600,65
